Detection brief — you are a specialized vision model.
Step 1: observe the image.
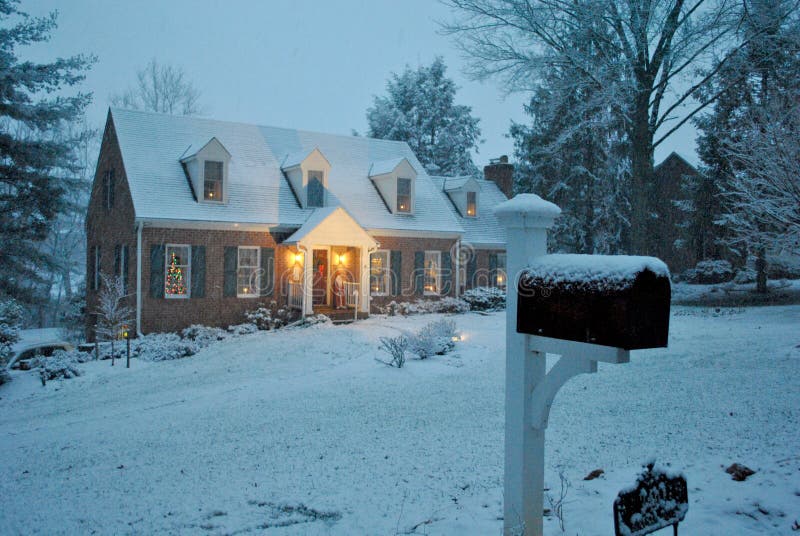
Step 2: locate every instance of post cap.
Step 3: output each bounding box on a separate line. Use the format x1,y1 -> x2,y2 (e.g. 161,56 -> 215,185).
493,194 -> 561,229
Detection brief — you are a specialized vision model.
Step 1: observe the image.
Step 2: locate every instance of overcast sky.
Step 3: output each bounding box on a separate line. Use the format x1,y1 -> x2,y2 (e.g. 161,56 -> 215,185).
23,0 -> 698,167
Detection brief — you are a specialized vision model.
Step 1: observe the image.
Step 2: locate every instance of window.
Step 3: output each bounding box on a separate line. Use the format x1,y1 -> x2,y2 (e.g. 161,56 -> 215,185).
466,191 -> 477,217
118,245 -> 127,294
370,250 -> 391,295
307,170 -> 324,207
204,160 -> 223,201
397,178 -> 411,213
103,169 -> 115,210
495,253 -> 507,288
424,251 -> 441,295
165,245 -> 191,298
93,246 -> 101,291
237,246 -> 260,297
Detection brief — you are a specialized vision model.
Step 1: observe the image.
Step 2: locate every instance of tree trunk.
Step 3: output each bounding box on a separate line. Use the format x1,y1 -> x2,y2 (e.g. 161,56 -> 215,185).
629,94 -> 655,255
755,247 -> 768,294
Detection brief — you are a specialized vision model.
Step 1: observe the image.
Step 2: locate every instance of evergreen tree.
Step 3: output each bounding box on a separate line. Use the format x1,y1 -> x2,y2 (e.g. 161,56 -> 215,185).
367,57 -> 481,176
0,1 -> 94,303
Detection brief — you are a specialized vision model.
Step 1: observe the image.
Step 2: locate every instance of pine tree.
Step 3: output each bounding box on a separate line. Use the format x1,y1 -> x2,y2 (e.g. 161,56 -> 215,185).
0,1 -> 94,303
367,57 -> 481,176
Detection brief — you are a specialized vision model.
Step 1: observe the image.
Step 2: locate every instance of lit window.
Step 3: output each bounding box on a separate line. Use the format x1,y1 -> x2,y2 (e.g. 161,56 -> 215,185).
204,160 -> 223,201
370,250 -> 390,295
165,245 -> 190,298
424,251 -> 441,294
237,246 -> 260,297
496,253 -> 507,288
466,191 -> 477,217
397,178 -> 411,213
307,170 -> 324,207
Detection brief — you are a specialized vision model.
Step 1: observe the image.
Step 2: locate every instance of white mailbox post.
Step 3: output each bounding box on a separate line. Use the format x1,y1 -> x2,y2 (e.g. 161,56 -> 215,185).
494,194 -> 637,536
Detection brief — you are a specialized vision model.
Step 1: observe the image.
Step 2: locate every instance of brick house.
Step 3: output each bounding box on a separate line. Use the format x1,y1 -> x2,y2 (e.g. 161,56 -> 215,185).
86,108 -> 510,335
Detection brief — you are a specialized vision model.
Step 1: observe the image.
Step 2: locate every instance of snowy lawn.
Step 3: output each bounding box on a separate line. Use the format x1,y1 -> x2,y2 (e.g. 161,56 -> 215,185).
1,307 -> 798,535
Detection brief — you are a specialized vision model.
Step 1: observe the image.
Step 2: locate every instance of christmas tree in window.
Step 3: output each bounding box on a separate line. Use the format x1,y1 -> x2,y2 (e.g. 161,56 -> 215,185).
166,251 -> 187,295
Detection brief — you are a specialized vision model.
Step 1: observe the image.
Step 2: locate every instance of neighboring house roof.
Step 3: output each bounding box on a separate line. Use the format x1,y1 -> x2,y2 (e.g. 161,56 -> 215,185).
111,108 -> 463,235
430,176 -> 508,248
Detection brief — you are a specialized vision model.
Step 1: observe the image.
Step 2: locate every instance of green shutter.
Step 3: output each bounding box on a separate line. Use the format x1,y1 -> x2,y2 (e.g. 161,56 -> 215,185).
390,250 -> 402,296
122,245 -> 129,295
441,250 -> 452,296
467,253 -> 477,289
260,247 -> 274,296
191,246 -> 206,298
489,253 -> 498,287
114,245 -> 121,278
149,244 -> 165,298
223,247 -> 237,297
414,251 -> 424,295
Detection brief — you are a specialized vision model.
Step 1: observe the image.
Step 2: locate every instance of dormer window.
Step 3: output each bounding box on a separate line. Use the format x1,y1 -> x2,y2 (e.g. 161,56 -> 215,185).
466,191 -> 477,217
204,161 -> 223,201
307,170 -> 324,207
397,178 -> 412,213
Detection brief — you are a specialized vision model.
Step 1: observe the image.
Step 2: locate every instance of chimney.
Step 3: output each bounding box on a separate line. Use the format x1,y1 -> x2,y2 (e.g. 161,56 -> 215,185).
483,155 -> 514,198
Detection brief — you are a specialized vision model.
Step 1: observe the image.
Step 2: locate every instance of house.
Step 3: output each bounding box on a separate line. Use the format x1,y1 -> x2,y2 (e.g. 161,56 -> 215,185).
86,108 -> 511,335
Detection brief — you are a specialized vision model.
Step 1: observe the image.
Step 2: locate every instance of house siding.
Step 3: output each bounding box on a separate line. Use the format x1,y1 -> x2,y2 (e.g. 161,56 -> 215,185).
85,113 -> 137,339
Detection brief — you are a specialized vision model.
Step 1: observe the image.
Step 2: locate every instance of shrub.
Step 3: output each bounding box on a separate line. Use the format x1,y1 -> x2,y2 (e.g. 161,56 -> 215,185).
733,268 -> 757,284
182,324 -> 228,348
377,335 -> 408,368
36,350 -> 82,384
298,314 -> 332,327
0,298 -> 24,367
681,260 -> 734,284
462,287 -> 506,311
245,301 -> 298,330
134,333 -> 198,362
408,319 -> 458,359
379,298 -> 469,316
227,323 -> 259,336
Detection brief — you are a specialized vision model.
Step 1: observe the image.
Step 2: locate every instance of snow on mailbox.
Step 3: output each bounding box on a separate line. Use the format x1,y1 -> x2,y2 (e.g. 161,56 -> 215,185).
517,254 -> 671,350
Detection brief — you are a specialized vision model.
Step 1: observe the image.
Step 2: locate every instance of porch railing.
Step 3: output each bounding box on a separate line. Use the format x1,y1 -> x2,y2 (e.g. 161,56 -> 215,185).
344,282 -> 359,309
288,282 -> 303,310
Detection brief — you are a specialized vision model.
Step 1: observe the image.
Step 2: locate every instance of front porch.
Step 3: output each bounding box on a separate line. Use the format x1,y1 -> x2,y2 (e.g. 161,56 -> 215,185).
283,207 -> 378,321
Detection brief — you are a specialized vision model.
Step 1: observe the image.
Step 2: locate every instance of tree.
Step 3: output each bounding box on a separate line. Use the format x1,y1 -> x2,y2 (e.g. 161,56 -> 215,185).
95,274 -> 133,366
694,0 -> 800,292
0,1 -> 94,303
367,57 -> 482,175
111,58 -> 202,115
441,0 -> 754,254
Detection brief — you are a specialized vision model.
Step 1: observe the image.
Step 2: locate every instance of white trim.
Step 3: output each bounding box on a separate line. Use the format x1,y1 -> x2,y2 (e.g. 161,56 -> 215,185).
136,222 -> 142,336
423,250 -> 441,296
365,228 -> 462,239
164,244 -> 191,299
236,246 -> 261,298
136,218 -> 290,232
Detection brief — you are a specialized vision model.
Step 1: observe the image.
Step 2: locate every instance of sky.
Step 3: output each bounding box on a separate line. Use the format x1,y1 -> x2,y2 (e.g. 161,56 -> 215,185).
22,0 -> 698,168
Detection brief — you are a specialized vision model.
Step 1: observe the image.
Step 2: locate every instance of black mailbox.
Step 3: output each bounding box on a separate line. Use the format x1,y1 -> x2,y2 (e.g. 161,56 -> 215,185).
517,254 -> 671,350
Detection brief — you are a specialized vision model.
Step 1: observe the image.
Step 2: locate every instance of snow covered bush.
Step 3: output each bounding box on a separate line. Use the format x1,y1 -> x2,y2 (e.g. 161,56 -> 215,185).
181,324 -> 228,348
298,314 -> 332,327
380,298 -> 469,316
0,298 -> 23,385
461,287 -> 506,311
134,333 -> 197,362
407,319 -> 458,359
245,301 -> 297,330
227,323 -> 259,336
377,335 -> 408,368
733,268 -> 757,284
681,260 -> 734,284
36,350 -> 82,384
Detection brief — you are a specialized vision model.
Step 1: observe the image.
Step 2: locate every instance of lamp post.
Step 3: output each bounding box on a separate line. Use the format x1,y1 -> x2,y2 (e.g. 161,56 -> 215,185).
123,326 -> 131,368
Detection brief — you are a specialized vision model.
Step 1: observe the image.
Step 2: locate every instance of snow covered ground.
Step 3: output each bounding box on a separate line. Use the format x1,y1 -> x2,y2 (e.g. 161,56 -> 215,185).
1,307 -> 798,535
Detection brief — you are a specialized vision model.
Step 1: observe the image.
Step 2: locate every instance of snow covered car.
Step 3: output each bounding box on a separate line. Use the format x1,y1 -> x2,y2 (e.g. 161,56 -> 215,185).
6,329 -> 74,371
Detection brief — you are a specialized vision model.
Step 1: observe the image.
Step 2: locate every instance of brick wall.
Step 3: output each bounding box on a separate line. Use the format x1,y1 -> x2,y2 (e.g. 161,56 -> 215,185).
85,113 -> 137,339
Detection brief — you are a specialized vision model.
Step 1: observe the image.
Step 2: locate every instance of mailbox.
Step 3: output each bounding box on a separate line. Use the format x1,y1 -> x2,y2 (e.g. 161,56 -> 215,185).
517,254 -> 671,350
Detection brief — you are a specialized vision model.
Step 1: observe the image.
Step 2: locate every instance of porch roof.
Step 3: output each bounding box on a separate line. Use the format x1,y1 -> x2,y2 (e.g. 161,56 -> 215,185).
283,206 -> 378,249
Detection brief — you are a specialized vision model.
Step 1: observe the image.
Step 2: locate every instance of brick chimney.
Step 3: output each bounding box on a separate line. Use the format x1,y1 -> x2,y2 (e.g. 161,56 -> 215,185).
483,155 -> 514,198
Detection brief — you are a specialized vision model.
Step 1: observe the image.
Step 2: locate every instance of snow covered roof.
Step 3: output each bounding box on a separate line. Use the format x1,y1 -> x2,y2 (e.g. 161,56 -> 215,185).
280,147 -> 330,170
283,206 -> 378,248
437,175 -> 479,192
523,254 -> 670,291
110,108 -> 463,234
368,157 -> 413,177
430,176 -> 507,248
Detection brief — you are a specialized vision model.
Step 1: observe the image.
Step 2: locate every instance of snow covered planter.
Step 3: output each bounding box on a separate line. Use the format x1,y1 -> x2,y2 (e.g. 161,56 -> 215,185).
407,319 -> 458,359
134,333 -> 198,362
518,254 -> 671,350
36,351 -> 82,385
461,286 -> 506,311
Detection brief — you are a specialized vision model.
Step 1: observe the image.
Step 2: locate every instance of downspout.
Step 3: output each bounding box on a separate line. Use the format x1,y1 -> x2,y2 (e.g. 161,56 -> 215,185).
455,240 -> 461,298
136,221 -> 143,337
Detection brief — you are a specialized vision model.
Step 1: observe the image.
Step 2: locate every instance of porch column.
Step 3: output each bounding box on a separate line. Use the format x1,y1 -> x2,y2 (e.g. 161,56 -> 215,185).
302,245 -> 313,316
360,245 -> 370,313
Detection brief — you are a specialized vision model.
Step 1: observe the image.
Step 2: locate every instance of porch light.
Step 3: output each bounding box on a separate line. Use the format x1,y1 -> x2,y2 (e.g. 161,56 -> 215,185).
294,253 -> 303,264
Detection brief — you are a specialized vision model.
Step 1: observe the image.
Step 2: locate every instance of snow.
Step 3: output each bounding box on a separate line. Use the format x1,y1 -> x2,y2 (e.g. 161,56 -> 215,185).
493,193 -> 562,218
524,253 -> 670,290
1,306 -> 798,535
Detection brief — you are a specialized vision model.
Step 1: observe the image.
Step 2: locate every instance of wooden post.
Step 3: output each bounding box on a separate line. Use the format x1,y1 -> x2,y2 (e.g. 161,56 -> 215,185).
494,194 -> 560,536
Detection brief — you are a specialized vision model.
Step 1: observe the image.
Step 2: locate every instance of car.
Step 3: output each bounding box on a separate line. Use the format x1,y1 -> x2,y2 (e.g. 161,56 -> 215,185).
6,329 -> 74,371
